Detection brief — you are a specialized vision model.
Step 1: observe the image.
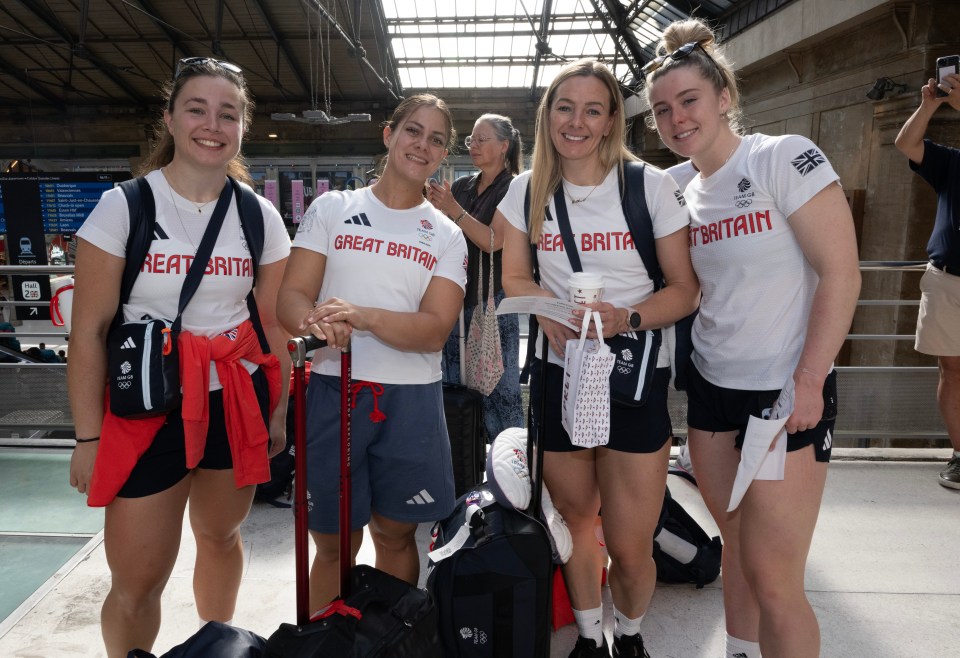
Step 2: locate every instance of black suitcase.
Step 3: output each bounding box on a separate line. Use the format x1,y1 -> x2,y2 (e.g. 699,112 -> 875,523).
443,382 -> 484,497
264,337 -> 442,657
425,340 -> 553,657
444,311 -> 485,497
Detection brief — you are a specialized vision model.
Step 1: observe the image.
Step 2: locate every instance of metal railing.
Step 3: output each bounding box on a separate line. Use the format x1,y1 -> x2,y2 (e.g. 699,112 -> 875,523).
0,261 -> 947,445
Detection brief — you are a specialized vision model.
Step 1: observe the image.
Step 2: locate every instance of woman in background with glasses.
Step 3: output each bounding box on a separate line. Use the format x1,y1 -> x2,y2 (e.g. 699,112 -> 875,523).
428,114 -> 525,440
68,58 -> 291,657
645,18 -> 860,658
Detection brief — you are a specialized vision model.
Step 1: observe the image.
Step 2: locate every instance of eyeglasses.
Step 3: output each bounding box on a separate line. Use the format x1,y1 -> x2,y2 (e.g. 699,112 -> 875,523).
464,135 -> 494,148
641,41 -> 717,76
174,57 -> 243,80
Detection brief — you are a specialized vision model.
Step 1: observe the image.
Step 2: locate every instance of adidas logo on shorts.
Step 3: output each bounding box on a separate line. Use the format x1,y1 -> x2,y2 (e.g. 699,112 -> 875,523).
120,337 -> 137,349
406,489 -> 434,505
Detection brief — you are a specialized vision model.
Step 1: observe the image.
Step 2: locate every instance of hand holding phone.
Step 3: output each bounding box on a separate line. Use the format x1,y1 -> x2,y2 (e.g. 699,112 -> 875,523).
936,55 -> 959,98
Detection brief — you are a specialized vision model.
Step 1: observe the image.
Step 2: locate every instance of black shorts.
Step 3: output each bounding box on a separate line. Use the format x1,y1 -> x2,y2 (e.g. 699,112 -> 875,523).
685,364 -> 837,463
528,359 -> 672,454
117,368 -> 271,498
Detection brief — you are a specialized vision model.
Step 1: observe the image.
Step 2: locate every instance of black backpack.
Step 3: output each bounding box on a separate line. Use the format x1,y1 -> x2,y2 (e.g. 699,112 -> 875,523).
653,486 -> 722,588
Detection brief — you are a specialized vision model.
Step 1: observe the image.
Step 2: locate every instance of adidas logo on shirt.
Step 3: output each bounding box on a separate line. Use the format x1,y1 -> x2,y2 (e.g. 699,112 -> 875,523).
406,489 -> 435,505
153,224 -> 170,240
120,337 -> 137,349
344,213 -> 371,226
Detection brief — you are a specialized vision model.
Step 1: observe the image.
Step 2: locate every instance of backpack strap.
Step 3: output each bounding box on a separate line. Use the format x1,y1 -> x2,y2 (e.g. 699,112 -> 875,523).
230,177 -> 270,354
618,161 -> 664,292
520,185 -> 540,384
115,177 -> 156,328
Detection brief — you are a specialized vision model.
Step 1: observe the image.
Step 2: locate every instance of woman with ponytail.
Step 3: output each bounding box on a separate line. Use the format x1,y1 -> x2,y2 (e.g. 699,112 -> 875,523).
645,18 -> 861,658
428,113 -> 525,439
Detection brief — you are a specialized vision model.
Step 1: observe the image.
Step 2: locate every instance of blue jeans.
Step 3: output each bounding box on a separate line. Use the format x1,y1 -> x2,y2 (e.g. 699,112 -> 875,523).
442,289 -> 524,441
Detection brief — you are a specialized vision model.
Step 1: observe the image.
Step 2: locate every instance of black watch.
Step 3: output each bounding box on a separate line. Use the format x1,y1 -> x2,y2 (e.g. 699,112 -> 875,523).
627,309 -> 641,330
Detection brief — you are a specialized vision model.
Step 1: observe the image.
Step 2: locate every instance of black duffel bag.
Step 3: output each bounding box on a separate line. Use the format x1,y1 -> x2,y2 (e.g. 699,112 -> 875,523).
264,565 -> 441,657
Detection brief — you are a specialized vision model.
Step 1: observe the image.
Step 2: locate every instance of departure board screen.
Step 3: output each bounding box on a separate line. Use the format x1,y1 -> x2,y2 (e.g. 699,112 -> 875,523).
0,172 -> 129,235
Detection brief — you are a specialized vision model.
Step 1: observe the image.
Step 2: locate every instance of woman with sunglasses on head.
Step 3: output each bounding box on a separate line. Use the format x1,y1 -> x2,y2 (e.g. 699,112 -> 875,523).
276,94 -> 467,611
645,19 -> 861,658
499,59 -> 698,658
427,113 -> 525,440
67,58 -> 291,657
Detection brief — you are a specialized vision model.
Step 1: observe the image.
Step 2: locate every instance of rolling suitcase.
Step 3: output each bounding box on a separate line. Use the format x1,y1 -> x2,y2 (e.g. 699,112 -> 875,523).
425,339 -> 554,657
264,336 -> 442,657
444,311 -> 485,497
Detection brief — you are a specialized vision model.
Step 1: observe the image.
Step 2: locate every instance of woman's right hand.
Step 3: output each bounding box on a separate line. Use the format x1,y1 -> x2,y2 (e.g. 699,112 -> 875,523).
70,442 -> 98,495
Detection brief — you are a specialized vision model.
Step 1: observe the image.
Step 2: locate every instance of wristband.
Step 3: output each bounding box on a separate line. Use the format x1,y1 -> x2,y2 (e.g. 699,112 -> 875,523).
75,437 -> 100,444
452,210 -> 467,225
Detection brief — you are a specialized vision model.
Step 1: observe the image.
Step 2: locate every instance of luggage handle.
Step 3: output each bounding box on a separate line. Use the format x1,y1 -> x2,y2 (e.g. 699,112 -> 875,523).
287,334 -> 352,626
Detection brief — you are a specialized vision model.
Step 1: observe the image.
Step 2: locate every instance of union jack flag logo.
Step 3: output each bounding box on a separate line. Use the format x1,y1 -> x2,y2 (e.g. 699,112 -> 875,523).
791,149 -> 825,176
420,219 -> 434,230
222,328 -> 239,341
673,190 -> 686,207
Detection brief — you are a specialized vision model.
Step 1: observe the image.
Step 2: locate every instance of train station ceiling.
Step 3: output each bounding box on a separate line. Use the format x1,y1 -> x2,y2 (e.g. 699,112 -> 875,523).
0,0 -> 788,121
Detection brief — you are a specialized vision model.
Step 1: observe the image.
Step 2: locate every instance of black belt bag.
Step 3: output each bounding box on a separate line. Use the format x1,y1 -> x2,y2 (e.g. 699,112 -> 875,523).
107,318 -> 180,418
608,328 -> 662,407
107,179 -> 233,418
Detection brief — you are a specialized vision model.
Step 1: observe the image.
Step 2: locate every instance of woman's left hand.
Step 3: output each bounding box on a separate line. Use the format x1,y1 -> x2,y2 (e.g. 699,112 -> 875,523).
267,406 -> 287,458
573,302 -> 625,339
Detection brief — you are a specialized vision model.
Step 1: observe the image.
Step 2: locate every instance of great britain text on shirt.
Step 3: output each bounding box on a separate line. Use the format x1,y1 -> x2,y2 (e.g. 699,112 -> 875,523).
688,210 -> 773,247
333,232 -> 439,271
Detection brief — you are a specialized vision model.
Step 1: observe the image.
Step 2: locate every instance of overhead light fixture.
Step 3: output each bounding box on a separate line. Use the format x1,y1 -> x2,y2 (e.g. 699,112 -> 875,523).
270,110 -> 371,125
866,77 -> 908,100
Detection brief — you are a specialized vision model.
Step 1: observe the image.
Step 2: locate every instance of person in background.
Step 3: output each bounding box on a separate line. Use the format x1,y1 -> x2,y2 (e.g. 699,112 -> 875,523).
67,58 -> 291,657
428,113 -> 525,439
500,58 -> 698,658
894,71 -> 960,490
645,18 -> 861,658
276,93 -> 467,612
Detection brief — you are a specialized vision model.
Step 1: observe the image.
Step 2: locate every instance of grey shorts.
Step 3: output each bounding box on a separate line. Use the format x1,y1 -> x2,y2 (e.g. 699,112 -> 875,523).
305,373 -> 456,533
916,264 -> 960,356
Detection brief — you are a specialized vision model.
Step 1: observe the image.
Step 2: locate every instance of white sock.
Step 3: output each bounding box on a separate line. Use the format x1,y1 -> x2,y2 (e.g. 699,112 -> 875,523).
572,606 -> 604,645
726,633 -> 761,658
612,605 -> 644,639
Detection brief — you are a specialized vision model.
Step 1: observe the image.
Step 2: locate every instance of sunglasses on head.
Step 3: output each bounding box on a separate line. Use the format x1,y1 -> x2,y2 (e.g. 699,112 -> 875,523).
641,41 -> 717,76
174,57 -> 243,80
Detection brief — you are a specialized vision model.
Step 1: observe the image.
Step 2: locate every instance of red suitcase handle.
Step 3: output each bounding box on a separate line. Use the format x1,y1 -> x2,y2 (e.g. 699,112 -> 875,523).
287,335 -> 352,625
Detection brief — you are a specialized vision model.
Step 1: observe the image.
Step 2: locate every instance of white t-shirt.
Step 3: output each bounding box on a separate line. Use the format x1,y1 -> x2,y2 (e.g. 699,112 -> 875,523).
666,160 -> 698,193
682,133 -> 840,389
293,186 -> 467,384
77,169 -> 291,387
499,164 -> 689,367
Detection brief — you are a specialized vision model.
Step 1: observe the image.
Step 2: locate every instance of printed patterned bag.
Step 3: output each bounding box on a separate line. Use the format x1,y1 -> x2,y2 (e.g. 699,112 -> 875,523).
463,230 -> 505,396
561,311 -> 615,448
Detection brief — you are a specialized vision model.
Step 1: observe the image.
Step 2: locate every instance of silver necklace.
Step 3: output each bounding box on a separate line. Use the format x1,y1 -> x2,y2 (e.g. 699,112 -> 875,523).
566,180 -> 602,204
164,176 -> 198,254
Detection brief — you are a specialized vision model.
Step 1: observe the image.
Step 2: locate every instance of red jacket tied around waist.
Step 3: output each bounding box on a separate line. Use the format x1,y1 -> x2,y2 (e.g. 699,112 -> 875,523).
88,320 -> 281,507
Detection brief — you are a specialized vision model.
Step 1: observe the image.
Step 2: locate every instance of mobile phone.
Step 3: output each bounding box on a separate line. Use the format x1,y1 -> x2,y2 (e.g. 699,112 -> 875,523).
936,55 -> 959,97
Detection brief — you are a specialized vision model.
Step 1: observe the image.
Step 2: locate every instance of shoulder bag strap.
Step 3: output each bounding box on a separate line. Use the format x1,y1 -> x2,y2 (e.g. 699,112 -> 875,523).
170,179 -> 233,332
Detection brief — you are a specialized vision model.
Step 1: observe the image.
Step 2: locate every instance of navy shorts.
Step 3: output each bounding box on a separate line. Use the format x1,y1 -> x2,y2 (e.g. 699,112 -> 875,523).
305,373 -> 456,533
117,368 -> 271,498
685,364 -> 838,462
528,359 -> 672,453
